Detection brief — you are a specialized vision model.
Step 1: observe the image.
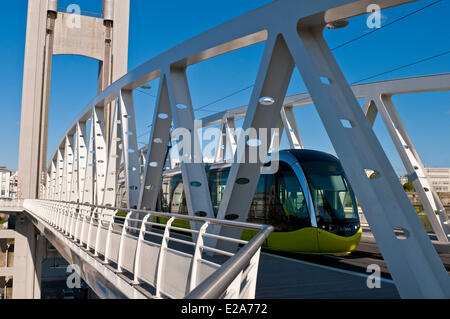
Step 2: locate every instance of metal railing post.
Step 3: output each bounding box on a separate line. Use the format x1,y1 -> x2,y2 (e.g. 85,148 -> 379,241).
189,221 -> 209,293
155,216 -> 175,298
132,214 -> 151,284
94,207 -> 105,256
104,209 -> 118,264
239,248 -> 261,299
186,225 -> 273,299
117,211 -> 132,273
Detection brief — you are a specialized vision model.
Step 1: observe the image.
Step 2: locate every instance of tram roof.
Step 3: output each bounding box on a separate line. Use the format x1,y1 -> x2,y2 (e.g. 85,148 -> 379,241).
287,149 -> 340,163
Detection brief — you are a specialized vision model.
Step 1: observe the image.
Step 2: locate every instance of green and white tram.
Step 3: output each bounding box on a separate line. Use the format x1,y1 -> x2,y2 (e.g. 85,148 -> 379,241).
158,149 -> 362,254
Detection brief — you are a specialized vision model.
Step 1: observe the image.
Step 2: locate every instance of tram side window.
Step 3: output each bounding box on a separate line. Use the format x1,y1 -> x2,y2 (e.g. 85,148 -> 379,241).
210,168 -> 229,217
210,167 -> 267,221
267,161 -> 311,231
169,176 -> 188,215
160,179 -> 171,213
249,174 -> 267,221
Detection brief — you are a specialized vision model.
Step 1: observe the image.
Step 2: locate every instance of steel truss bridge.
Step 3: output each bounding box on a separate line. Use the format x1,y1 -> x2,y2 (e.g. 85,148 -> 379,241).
3,0 -> 450,299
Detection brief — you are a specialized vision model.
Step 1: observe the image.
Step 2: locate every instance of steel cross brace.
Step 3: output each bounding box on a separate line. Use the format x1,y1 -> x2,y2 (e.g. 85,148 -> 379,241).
56,146 -> 64,201
76,121 -> 88,203
60,137 -> 69,201
103,99 -> 122,207
39,0 -> 450,298
93,106 -> 108,205
280,105 -> 304,149
139,75 -> 173,211
363,95 -> 450,242
82,114 -> 95,204
118,90 -> 141,209
49,159 -> 57,200
216,33 -> 294,250
63,135 -> 74,202
286,17 -> 449,298
166,67 -> 216,230
139,67 -> 217,235
70,128 -> 80,203
215,0 -> 450,298
201,74 -> 450,242
215,117 -> 238,163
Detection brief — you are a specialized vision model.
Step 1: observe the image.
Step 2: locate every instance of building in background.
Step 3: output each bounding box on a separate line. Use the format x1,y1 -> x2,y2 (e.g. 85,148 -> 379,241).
0,168 -> 12,198
8,172 -> 18,199
0,168 -> 17,199
399,175 -> 409,186
424,167 -> 450,193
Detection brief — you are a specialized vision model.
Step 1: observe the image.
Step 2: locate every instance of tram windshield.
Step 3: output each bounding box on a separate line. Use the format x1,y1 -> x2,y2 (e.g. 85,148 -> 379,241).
301,161 -> 358,224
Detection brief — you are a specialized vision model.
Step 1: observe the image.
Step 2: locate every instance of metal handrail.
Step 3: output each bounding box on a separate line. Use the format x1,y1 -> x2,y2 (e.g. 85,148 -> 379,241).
22,199 -> 273,299
186,224 -> 273,299
41,199 -> 268,231
0,199 -> 23,207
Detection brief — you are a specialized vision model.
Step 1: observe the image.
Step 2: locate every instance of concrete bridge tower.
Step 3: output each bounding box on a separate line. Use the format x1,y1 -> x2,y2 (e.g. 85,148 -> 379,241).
18,0 -> 130,199
13,0 -> 129,299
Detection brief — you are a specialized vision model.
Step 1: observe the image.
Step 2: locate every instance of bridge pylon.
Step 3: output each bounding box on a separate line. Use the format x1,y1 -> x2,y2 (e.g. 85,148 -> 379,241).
15,0 -> 129,299
18,0 -> 129,200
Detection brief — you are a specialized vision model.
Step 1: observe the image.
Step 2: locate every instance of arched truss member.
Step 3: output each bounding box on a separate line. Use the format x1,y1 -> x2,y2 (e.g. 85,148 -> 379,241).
42,0 -> 450,298
201,73 -> 450,243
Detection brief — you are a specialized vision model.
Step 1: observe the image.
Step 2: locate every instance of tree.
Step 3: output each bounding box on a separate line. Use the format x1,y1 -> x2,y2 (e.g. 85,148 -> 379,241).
403,182 -> 414,192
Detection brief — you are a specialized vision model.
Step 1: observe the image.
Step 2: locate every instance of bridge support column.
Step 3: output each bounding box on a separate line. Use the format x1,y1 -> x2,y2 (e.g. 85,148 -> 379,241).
18,0 -> 129,200
12,215 -> 45,299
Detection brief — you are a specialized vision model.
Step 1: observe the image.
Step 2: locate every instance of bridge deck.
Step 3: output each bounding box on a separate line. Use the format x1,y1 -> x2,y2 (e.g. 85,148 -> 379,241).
3,204 -> 449,299
256,253 -> 399,299
256,230 -> 450,299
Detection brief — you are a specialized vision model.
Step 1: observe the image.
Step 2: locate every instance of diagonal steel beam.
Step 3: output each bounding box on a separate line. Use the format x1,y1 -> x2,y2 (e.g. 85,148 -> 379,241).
82,116 -> 95,204
103,100 -> 121,207
216,34 -> 295,251
367,95 -> 450,242
75,121 -> 88,203
70,129 -> 79,203
50,159 -> 57,200
64,135 -> 74,202
56,146 -> 64,201
166,67 -> 216,227
139,75 -> 172,211
118,89 -> 141,209
93,106 -> 108,205
283,17 -> 450,298
280,105 -> 304,149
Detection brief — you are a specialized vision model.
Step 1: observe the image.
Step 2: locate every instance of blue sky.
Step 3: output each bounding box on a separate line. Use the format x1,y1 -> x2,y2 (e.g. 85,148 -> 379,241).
1,0 -> 449,175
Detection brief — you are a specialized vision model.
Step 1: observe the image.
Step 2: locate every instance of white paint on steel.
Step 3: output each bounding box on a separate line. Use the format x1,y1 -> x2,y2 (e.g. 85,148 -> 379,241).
39,0 -> 450,299
17,199 -> 268,299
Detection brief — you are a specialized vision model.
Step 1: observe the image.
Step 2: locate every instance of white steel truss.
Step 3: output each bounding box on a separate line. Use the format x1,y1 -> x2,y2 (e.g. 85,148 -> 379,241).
280,105 -> 304,150
41,0 -> 450,298
364,95 -> 450,242
200,73 -> 450,243
103,99 -> 122,207
214,117 -> 238,163
139,76 -> 172,210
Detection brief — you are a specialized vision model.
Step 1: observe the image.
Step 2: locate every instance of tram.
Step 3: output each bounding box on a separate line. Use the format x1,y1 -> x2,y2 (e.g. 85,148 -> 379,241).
157,149 -> 362,254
